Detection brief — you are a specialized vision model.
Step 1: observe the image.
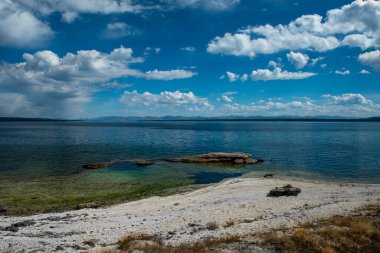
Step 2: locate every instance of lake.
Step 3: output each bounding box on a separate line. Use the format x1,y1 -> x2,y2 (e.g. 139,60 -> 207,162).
1,121 -> 379,214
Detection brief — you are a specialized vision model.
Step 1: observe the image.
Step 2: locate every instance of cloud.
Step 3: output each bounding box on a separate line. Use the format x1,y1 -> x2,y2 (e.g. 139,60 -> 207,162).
0,92 -> 37,117
207,0 -> 380,57
0,0 -> 53,48
217,92 -> 235,103
221,93 -> 380,117
335,70 -> 350,75
358,50 -> 380,71
1,0 -> 240,48
143,69 -> 197,80
341,34 -> 376,50
0,46 -> 196,117
218,95 -> 233,103
240,73 -> 248,82
14,0 -> 143,21
144,47 -> 161,56
286,52 -> 309,69
226,71 -> 240,82
161,0 -> 240,11
181,47 -> 196,52
322,93 -> 374,105
120,90 -> 213,112
310,57 -> 324,66
359,69 -> 370,74
222,100 -> 317,116
251,67 -> 317,81
103,22 -> 134,39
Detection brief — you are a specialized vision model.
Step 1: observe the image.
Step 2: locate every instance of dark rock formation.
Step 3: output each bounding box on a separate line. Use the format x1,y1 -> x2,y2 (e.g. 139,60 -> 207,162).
163,152 -> 262,165
3,225 -> 19,232
0,203 -> 7,213
76,202 -> 102,209
82,162 -> 113,169
267,184 -> 301,197
12,220 -> 35,227
264,174 -> 274,178
134,160 -> 154,166
2,220 -> 36,232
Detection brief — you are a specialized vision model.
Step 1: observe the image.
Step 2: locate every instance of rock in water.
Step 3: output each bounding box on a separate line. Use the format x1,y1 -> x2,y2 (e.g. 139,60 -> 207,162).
76,202 -> 102,209
267,184 -> 301,197
264,174 -> 274,178
135,160 -> 154,166
82,162 -> 113,169
0,203 -> 7,213
163,152 -> 262,165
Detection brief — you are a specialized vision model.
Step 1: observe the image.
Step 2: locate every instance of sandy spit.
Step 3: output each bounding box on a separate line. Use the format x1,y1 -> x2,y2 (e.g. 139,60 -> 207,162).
1,177 -> 379,252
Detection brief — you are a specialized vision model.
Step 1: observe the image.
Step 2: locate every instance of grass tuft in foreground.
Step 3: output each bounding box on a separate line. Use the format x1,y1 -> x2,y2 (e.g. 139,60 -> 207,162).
260,205 -> 380,253
99,233 -> 241,253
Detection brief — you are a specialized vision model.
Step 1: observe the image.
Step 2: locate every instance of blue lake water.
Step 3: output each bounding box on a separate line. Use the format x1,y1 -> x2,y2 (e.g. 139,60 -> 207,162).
1,121 -> 379,214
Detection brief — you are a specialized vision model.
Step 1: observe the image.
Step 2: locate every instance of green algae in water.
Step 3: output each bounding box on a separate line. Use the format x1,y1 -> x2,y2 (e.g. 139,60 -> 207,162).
0,161 -> 247,215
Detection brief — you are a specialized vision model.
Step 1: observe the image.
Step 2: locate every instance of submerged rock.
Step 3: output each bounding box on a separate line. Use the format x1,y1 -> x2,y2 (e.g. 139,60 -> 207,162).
134,160 -> 154,166
76,202 -> 102,209
267,184 -> 301,197
163,152 -> 262,165
0,203 -> 7,213
82,162 -> 113,169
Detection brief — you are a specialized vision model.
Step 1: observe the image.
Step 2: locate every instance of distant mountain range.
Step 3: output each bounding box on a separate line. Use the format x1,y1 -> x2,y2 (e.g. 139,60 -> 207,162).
86,115 -> 380,122
2,116 -> 380,122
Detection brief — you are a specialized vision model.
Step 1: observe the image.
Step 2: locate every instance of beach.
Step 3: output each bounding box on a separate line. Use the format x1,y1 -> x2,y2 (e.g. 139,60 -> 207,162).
1,177 -> 379,252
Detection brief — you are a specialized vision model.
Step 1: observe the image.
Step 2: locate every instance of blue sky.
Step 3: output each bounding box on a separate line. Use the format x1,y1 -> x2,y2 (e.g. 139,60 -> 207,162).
0,0 -> 380,118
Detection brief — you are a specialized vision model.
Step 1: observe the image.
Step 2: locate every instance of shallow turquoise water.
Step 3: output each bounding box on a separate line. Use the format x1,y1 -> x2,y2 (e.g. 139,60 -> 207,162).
1,121 -> 379,214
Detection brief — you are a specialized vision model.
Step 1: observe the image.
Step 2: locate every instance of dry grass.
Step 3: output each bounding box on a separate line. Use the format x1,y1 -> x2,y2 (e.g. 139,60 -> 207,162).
206,222 -> 219,230
108,233 -> 240,253
95,206 -> 380,253
224,219 -> 235,228
260,205 -> 380,253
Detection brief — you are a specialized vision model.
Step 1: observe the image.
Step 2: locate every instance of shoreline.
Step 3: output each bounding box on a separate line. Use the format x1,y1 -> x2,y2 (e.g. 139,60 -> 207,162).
1,177 -> 379,252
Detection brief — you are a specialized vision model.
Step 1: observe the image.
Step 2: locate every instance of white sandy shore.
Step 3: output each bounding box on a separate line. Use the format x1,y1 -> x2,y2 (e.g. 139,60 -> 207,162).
1,177 -> 379,252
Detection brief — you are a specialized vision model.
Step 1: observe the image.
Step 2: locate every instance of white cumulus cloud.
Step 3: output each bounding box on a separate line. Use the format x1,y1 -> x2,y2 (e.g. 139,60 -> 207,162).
226,71 -> 240,82
0,0 -> 53,48
358,50 -> 380,71
143,69 -> 197,81
251,67 -> 317,81
323,93 -> 374,105
0,46 -> 196,117
120,90 -> 213,112
286,52 -> 310,69
207,0 -> 380,57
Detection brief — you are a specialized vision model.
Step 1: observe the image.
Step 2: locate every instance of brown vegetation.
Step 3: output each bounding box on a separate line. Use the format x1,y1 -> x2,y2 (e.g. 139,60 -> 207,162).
103,233 -> 240,253
224,219 -> 235,228
259,205 -> 380,253
206,222 -> 219,230
96,206 -> 380,253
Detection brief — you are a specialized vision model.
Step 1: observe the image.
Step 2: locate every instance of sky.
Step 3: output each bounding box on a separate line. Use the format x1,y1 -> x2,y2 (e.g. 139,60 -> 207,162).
0,0 -> 380,118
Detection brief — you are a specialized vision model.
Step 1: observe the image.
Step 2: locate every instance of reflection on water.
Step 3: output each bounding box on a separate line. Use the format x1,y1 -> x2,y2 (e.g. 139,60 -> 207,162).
1,121 -> 380,214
